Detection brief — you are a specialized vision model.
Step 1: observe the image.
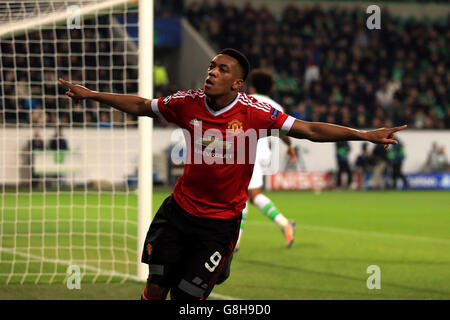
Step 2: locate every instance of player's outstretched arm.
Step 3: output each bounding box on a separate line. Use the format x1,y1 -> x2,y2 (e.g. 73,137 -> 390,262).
58,78 -> 156,117
287,119 -> 407,149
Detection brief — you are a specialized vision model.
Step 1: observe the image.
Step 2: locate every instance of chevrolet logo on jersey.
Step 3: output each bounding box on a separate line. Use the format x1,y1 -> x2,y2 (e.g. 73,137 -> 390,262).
195,136 -> 232,149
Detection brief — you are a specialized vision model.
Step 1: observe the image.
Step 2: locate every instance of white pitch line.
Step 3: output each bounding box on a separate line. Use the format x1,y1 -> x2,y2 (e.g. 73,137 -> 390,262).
250,221 -> 450,245
0,247 -> 141,281
0,248 -> 242,300
209,292 -> 241,300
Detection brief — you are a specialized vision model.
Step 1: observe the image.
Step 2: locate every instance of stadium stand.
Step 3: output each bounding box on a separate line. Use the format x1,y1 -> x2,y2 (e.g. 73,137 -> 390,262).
1,1 -> 448,130
186,1 -> 450,129
0,6 -> 178,128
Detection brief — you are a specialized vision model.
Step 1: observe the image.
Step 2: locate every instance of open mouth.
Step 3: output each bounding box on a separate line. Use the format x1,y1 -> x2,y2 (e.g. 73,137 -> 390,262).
205,79 -> 214,88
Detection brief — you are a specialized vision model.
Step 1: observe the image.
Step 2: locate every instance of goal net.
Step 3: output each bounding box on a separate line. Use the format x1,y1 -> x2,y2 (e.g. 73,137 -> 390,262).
0,0 -> 151,284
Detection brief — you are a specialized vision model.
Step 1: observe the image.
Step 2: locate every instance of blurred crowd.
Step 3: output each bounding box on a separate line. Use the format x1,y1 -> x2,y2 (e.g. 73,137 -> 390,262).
23,126 -> 69,188
334,139 -> 449,190
1,14 -> 138,127
0,12 -> 176,128
1,1 -> 449,131
423,142 -> 450,173
186,1 -> 450,129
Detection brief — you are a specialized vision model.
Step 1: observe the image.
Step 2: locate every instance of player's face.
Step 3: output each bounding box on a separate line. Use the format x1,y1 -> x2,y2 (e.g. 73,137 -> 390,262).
204,54 -> 244,97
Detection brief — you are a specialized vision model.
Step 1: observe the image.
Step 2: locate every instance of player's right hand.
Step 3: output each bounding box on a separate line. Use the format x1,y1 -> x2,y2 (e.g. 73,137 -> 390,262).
59,78 -> 94,104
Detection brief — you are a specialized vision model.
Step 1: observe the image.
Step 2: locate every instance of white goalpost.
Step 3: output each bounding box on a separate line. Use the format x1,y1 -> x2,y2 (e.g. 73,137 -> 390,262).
137,0 -> 153,283
0,0 -> 153,284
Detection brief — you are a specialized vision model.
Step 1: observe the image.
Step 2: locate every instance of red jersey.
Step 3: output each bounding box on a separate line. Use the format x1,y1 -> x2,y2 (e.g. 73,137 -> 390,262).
151,89 -> 295,219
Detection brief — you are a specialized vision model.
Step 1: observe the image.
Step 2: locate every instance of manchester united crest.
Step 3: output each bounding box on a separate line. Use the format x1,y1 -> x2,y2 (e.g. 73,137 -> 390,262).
227,119 -> 243,134
146,243 -> 152,256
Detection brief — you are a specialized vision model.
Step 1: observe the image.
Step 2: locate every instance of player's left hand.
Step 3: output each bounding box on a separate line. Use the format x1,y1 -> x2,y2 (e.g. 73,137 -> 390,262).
286,147 -> 297,164
365,125 -> 407,150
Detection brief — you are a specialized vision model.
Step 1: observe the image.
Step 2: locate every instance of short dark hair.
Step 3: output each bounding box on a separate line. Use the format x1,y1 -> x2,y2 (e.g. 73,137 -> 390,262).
247,69 -> 274,95
219,48 -> 250,81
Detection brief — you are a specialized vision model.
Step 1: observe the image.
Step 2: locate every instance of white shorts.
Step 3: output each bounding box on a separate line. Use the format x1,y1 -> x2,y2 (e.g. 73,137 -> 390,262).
248,159 -> 264,190
249,138 -> 273,190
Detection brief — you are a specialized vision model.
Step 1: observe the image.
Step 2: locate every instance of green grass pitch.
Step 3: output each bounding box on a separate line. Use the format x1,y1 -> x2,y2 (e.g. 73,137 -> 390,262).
0,189 -> 449,300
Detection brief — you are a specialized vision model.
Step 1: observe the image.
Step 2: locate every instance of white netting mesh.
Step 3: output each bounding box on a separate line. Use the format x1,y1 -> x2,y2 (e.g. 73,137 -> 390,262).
0,0 -> 142,284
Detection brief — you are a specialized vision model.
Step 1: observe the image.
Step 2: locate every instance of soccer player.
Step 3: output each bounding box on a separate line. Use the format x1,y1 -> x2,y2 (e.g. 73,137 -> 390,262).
235,69 -> 297,252
59,48 -> 406,300
335,141 -> 352,189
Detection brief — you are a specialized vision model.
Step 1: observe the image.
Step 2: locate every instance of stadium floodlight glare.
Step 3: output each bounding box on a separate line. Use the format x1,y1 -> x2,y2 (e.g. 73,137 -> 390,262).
0,0 -> 153,284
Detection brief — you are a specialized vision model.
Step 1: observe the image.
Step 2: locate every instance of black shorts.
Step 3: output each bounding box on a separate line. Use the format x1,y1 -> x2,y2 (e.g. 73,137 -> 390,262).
141,195 -> 240,300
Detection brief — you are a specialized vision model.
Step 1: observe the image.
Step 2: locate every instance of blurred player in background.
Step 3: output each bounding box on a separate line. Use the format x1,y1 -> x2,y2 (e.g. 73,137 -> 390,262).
371,143 -> 388,190
335,141 -> 352,189
355,142 -> 373,190
387,137 -> 409,189
60,48 -> 406,300
235,69 -> 297,251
